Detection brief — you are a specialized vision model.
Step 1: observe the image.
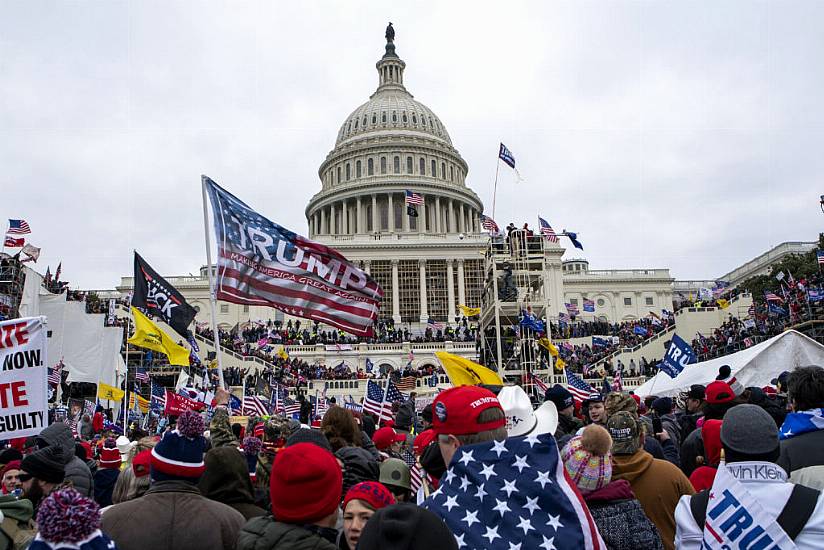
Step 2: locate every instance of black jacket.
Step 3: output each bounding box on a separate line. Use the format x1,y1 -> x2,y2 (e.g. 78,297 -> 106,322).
394,399 -> 416,432
237,517 -> 337,550
199,446 -> 268,521
93,467 -> 120,508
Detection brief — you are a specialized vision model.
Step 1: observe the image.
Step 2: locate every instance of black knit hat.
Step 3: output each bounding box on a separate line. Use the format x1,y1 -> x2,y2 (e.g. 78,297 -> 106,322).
285,428 -> 332,452
0,448 -> 23,466
357,503 -> 458,550
21,445 -> 66,484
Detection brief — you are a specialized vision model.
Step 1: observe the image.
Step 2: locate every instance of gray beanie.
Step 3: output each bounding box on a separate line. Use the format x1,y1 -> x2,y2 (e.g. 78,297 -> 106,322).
720,404 -> 779,455
285,428 -> 332,453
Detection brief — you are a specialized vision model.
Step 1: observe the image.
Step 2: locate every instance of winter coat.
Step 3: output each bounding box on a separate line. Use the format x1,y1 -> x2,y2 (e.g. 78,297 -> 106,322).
0,495 -> 35,550
209,406 -> 239,449
394,399 -> 416,432
92,412 -> 104,433
779,427 -> 824,491
554,413 -> 584,440
78,419 -> 94,441
335,446 -> 379,499
584,480 -> 664,550
612,450 -> 695,550
35,422 -> 94,497
101,480 -> 245,550
675,461 -> 824,550
199,446 -> 268,521
93,467 -> 120,508
679,427 -> 704,478
237,516 -> 337,550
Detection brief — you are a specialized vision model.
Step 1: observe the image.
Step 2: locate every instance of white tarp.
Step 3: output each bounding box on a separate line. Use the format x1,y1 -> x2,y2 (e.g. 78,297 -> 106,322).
636,330 -> 824,398
17,267 -> 43,318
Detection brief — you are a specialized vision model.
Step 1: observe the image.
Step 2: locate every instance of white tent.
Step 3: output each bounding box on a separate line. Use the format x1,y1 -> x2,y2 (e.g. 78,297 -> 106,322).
635,330 -> 824,398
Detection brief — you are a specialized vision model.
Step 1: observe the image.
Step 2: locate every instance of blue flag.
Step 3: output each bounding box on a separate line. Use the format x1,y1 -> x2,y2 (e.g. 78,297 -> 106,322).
498,143 -> 516,169
519,310 -> 545,333
592,336 -> 610,349
768,303 -> 787,316
809,289 -> 824,303
659,334 -> 697,378
633,325 -> 648,336
564,231 -> 584,250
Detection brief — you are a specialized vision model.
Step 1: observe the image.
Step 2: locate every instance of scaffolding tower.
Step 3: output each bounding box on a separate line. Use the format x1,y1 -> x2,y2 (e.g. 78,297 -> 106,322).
0,255 -> 26,319
479,229 -> 565,398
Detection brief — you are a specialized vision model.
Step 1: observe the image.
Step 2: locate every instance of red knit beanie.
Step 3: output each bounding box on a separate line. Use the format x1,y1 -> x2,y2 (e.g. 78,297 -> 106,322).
343,481 -> 395,512
269,442 -> 342,524
98,439 -> 121,469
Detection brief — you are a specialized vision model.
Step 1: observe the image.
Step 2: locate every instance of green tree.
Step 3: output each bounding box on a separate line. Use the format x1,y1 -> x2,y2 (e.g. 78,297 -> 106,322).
739,233 -> 822,302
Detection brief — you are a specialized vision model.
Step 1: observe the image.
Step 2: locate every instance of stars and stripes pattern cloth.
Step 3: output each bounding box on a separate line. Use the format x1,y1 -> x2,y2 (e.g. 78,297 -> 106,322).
243,395 -> 269,417
395,376 -> 417,392
48,360 -> 63,387
818,251 -> 824,266
229,394 -> 243,416
363,380 -> 387,418
424,433 -> 604,549
612,368 -> 623,392
426,318 -> 445,331
150,382 -> 166,410
410,462 -> 424,494
203,176 -> 383,337
7,219 -> 31,235
538,216 -> 559,243
764,292 -> 783,303
565,303 -> 579,316
135,367 -> 150,384
529,373 -> 548,394
404,190 -> 424,206
480,214 -> 500,233
565,368 -> 596,404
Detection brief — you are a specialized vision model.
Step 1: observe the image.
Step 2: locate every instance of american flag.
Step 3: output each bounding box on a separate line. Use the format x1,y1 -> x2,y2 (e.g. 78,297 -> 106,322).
410,462 -> 424,494
818,251 -> 824,266
424,434 -> 604,549
48,360 -> 64,387
395,376 -> 417,392
565,368 -> 596,404
538,216 -> 559,243
363,380 -> 387,418
565,303 -> 579,316
229,394 -> 243,416
559,311 -> 570,323
203,176 -> 383,337
7,219 -> 31,235
150,382 -> 166,410
404,190 -> 424,206
135,366 -> 150,384
529,373 -> 549,394
243,395 -> 269,417
480,214 -> 500,233
283,399 -> 301,417
612,367 -> 623,392
765,292 -> 784,303
426,318 -> 445,331
743,337 -> 754,348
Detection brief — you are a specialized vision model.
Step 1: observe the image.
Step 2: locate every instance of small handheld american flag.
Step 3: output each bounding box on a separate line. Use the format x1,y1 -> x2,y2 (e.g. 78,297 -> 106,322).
565,368 -> 596,404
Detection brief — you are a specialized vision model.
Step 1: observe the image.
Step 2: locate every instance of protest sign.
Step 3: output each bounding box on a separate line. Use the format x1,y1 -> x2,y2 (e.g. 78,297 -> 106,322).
164,390 -> 206,415
0,317 -> 48,439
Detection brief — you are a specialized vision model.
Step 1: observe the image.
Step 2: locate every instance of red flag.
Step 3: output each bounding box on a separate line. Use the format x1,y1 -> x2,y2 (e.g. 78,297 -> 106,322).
3,236 -> 24,247
164,390 -> 205,415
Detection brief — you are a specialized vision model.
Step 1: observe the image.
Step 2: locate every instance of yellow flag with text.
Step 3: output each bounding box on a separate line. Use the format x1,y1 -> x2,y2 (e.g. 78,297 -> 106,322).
537,337 -> 559,358
435,351 -> 503,387
458,305 -> 481,317
98,381 -> 125,401
717,299 -> 730,309
128,307 -> 190,366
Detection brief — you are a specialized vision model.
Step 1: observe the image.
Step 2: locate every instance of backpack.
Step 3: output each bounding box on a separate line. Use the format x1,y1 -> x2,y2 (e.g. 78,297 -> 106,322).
689,484 -> 820,540
0,516 -> 36,550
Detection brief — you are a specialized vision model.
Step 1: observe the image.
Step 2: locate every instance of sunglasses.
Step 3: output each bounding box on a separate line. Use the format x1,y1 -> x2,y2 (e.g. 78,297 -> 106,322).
17,472 -> 33,482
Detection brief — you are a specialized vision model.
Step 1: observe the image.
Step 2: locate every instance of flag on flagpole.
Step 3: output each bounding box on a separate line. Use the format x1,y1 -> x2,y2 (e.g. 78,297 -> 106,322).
202,176 -> 383,337
583,299 -> 595,312
562,231 -> 584,250
404,190 -> 423,205
7,219 -> 31,235
363,380 -> 387,418
434,351 -> 504,386
3,236 -> 24,248
132,252 -> 198,340
20,243 -> 40,263
538,216 -> 559,243
565,368 -> 596,404
479,214 -> 500,233
529,373 -> 549,394
458,304 -> 481,317
498,143 -> 516,169
150,382 -> 166,410
128,307 -> 191,366
817,251 -> 824,266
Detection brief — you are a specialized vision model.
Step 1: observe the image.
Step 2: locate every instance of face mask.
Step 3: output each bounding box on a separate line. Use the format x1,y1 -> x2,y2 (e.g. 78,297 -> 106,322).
420,443 -> 446,480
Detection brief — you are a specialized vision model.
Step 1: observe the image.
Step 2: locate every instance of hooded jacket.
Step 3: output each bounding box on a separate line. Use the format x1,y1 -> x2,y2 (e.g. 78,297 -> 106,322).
199,446 -> 267,521
0,495 -> 35,550
688,419 -> 722,492
335,447 -> 379,500
583,479 -> 664,550
237,517 -> 337,550
612,450 -> 695,550
101,480 -> 246,550
35,423 -> 93,497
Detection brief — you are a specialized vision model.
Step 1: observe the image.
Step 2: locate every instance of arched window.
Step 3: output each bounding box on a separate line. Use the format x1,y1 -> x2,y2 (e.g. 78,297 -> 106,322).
381,157 -> 387,174
431,160 -> 436,176
402,112 -> 408,123
372,114 -> 377,124
346,163 -> 351,181
346,122 -> 351,133
450,166 -> 454,181
441,162 -> 446,179
354,118 -> 358,129
367,158 -> 374,176
419,158 -> 425,174
393,156 -> 400,173
406,156 -> 413,174
392,111 -> 397,123
382,112 -> 387,123
422,116 -> 427,126
337,166 -> 342,183
356,160 -> 362,178
412,114 -> 418,124
362,116 -> 367,126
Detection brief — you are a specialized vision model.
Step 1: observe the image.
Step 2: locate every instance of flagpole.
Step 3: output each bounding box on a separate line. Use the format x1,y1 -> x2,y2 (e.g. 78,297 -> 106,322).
491,158 -> 501,220
123,306 -> 132,434
201,176 -> 227,388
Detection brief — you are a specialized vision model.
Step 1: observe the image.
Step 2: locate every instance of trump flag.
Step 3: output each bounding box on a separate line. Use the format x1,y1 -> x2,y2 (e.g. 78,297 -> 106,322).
203,176 -> 383,337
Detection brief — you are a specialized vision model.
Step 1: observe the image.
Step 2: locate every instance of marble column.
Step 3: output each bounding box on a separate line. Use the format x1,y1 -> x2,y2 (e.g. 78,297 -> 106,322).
387,193 -> 394,232
363,260 -> 371,275
459,203 -> 465,233
403,196 -> 410,232
391,260 -> 401,323
320,209 -> 326,235
418,259 -> 428,322
420,197 -> 426,233
448,200 -> 455,233
457,259 -> 466,307
371,194 -> 377,233
446,259 -> 456,320
435,197 -> 441,233
356,197 -> 362,234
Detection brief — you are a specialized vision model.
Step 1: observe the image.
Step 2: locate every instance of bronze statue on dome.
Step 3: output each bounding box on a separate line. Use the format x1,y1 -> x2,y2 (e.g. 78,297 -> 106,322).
385,22 -> 395,43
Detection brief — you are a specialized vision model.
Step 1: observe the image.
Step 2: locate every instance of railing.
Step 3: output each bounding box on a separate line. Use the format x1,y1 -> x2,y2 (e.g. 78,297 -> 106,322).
564,269 -> 672,279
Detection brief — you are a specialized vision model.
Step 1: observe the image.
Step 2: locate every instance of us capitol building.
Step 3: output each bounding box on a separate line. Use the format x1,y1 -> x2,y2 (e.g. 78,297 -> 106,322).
116,26 -> 677,371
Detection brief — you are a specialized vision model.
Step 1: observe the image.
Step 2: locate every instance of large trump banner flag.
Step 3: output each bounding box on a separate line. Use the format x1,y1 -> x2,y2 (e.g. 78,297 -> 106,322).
203,176 -> 383,337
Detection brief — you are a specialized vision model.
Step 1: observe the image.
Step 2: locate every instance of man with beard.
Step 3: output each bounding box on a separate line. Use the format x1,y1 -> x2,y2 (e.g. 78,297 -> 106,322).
19,446 -> 65,514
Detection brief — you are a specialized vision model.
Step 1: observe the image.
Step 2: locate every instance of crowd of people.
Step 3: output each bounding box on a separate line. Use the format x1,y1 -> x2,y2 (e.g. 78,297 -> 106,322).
6,362 -> 824,549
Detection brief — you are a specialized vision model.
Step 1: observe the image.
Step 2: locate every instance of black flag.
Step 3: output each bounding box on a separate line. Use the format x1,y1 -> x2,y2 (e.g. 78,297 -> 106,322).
406,205 -> 418,217
132,252 -> 197,339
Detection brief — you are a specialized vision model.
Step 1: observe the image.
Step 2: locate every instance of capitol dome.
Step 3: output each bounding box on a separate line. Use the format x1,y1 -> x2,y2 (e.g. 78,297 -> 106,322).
306,25 -> 483,241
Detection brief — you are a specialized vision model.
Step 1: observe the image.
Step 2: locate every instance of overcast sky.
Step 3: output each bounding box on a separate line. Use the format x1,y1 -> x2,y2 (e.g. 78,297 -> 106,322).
2,1 -> 822,289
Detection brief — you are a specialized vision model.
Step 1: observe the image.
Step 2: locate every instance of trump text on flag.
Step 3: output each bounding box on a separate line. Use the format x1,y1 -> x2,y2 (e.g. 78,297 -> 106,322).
0,317 -> 48,438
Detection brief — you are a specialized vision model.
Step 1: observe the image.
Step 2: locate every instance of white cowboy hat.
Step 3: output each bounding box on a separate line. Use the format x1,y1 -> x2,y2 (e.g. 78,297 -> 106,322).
498,385 -> 558,438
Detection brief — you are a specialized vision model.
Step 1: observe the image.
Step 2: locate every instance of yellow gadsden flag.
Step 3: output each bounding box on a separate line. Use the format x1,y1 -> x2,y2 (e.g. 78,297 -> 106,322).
458,304 -> 481,317
98,381 -> 125,401
434,351 -> 503,387
128,307 -> 190,366
537,337 -> 559,358
717,299 -> 730,310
